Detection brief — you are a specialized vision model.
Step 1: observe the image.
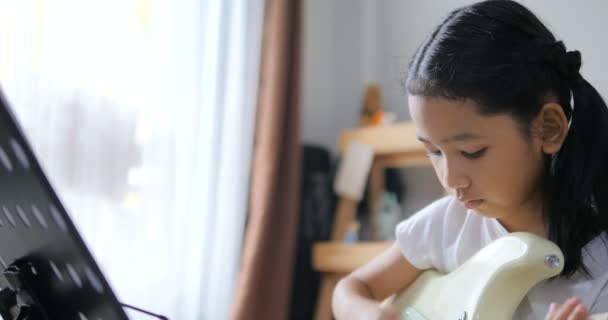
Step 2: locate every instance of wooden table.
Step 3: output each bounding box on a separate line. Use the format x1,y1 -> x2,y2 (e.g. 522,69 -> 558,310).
312,122 -> 431,320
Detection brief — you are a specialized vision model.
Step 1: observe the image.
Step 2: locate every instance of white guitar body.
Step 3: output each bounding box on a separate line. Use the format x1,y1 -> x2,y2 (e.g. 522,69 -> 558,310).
382,232 -> 608,320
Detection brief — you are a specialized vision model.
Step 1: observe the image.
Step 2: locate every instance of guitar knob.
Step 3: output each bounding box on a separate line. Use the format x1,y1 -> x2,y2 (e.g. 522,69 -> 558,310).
544,254 -> 561,269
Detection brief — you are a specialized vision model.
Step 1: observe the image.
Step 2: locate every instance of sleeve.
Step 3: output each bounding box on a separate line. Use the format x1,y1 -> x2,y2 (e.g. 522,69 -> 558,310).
394,196 -> 453,270
588,271 -> 608,313
584,233 -> 608,313
590,290 -> 608,314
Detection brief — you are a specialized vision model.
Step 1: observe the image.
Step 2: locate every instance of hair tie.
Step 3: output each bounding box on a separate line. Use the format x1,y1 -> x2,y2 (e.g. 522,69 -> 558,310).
560,50 -> 582,85
542,41 -> 582,85
514,40 -> 582,85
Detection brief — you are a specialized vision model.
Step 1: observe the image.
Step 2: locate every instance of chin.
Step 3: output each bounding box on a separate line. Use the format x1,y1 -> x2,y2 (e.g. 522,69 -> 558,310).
471,205 -> 500,218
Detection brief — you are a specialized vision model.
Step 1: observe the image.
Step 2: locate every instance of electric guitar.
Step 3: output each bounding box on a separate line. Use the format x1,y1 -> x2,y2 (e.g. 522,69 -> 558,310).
382,232 -> 608,320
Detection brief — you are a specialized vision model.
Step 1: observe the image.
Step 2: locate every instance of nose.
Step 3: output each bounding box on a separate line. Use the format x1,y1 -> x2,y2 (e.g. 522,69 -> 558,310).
437,156 -> 470,191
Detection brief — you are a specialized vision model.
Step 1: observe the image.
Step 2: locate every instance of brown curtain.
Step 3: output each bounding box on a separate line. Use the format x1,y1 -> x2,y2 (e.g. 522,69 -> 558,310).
230,0 -> 302,319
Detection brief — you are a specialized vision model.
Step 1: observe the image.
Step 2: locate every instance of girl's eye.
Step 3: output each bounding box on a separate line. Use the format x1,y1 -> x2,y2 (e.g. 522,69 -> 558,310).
462,147 -> 487,159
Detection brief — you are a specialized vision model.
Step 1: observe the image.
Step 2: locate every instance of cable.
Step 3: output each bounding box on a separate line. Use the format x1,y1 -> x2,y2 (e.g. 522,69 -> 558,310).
120,303 -> 169,320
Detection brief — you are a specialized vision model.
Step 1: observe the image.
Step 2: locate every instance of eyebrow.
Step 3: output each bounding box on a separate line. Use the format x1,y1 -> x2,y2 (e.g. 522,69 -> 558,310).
417,132 -> 485,144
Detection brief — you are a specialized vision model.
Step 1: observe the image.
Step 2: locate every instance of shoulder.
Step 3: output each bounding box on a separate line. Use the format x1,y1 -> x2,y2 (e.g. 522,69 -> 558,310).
396,196 -> 462,227
394,196 -> 506,272
394,196 -> 470,271
395,196 -> 467,237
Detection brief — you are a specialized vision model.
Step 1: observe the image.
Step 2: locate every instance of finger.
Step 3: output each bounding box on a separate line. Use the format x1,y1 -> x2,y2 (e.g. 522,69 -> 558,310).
567,304 -> 588,320
546,303 -> 559,320
553,297 -> 582,319
549,303 -> 558,313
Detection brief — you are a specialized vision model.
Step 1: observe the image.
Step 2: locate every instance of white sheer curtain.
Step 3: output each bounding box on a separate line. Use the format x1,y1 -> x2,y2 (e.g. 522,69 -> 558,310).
0,0 -> 264,319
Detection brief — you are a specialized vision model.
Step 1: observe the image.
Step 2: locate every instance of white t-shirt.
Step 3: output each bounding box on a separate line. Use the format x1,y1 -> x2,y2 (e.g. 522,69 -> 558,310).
395,196 -> 608,319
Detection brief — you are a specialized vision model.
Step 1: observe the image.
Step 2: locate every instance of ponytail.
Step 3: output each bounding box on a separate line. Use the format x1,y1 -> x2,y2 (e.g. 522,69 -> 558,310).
547,73 -> 608,275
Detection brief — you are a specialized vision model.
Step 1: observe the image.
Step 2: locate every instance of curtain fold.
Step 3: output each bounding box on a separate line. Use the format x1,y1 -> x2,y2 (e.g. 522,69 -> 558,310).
231,0 -> 303,319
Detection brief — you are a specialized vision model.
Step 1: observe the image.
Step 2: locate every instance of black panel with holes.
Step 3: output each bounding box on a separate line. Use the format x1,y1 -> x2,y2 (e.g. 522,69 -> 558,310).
0,87 -> 129,320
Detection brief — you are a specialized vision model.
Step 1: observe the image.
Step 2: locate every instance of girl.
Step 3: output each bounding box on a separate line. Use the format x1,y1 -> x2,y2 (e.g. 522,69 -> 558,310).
332,1 -> 608,319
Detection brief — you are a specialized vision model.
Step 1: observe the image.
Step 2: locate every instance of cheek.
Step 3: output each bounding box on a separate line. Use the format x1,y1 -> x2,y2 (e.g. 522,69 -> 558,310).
429,158 -> 446,186
430,158 -> 441,174
477,145 -> 544,201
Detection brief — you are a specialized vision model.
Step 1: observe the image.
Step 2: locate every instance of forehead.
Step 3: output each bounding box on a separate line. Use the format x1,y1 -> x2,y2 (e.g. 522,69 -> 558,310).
408,95 -> 522,142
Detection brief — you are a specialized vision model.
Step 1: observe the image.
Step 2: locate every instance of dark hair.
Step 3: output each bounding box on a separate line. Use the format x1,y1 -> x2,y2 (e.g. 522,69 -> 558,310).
407,0 -> 608,277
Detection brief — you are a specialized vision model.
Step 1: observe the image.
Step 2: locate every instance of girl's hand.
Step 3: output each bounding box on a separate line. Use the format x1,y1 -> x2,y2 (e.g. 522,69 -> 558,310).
544,297 -> 588,320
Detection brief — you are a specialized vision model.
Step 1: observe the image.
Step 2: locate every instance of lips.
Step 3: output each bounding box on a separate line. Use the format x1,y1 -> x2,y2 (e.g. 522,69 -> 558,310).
462,199 -> 483,209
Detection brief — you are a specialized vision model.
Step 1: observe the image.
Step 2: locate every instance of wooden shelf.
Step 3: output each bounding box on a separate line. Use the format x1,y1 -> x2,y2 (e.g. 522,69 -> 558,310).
339,122 -> 424,155
338,122 -> 430,168
313,121 -> 433,320
312,242 -> 392,273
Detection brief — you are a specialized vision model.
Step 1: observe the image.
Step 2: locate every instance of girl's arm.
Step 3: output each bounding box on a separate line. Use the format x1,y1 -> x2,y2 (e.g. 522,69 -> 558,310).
331,242 -> 423,320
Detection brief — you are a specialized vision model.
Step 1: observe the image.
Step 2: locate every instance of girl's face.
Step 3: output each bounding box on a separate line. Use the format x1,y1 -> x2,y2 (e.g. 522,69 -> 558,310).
409,95 -> 547,231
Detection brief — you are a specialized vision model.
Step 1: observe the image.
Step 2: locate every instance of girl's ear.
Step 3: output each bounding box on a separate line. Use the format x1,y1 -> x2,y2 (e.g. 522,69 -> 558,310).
535,102 -> 569,155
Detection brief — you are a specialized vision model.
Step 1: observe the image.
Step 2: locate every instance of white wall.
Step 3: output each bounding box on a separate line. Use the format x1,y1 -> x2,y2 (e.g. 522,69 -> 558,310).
301,0 -> 608,217
301,0 -> 364,153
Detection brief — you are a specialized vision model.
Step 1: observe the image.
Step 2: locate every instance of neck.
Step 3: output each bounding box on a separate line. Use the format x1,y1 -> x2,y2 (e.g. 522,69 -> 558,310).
498,215 -> 546,238
497,193 -> 547,238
